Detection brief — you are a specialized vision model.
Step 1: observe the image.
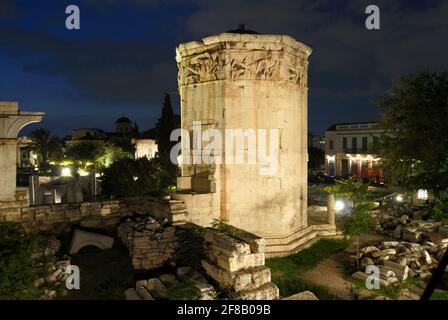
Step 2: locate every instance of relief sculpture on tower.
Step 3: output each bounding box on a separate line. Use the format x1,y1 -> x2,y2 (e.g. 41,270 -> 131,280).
179,46 -> 307,86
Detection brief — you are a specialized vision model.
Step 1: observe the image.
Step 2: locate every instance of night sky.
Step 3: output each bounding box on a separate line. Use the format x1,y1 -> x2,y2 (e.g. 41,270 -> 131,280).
0,0 -> 447,136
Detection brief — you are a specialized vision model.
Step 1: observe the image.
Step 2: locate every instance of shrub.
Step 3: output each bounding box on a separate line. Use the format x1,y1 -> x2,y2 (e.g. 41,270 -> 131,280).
431,199 -> 448,225
210,219 -> 242,238
0,223 -> 39,299
175,226 -> 206,270
100,154 -> 178,198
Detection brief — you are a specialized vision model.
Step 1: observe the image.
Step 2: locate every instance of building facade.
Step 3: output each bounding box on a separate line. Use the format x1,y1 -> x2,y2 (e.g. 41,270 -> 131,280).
325,122 -> 384,180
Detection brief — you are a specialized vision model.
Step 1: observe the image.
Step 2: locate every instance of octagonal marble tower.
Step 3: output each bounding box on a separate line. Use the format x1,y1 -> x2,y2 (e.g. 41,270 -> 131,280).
175,32 -> 312,246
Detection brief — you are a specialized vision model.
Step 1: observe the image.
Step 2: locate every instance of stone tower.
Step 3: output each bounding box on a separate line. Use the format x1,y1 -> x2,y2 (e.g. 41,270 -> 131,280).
175,32 -> 312,246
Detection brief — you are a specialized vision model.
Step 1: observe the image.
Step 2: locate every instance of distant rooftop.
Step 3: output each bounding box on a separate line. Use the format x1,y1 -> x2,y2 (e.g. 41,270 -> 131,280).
326,121 -> 379,131
115,116 -> 132,124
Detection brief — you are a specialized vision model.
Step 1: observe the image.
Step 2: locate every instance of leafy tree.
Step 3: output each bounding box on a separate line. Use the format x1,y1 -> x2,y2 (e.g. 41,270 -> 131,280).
29,128 -> 61,168
0,223 -> 39,299
96,143 -> 133,169
101,155 -> 178,198
65,141 -> 105,172
325,177 -> 375,269
155,93 -> 176,155
375,72 -> 448,198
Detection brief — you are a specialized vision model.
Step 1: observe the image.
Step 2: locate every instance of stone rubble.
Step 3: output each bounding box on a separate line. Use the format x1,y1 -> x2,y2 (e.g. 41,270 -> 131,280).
283,291 -> 319,300
371,205 -> 447,243
352,238 -> 447,287
135,270 -> 217,300
201,228 -> 279,300
31,236 -> 71,300
118,216 -> 176,270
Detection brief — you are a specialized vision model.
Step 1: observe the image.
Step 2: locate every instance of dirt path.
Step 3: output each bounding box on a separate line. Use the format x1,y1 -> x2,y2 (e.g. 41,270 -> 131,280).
301,233 -> 386,300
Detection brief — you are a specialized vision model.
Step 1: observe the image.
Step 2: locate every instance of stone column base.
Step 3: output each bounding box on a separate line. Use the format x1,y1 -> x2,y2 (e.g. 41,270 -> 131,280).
264,224 -> 344,258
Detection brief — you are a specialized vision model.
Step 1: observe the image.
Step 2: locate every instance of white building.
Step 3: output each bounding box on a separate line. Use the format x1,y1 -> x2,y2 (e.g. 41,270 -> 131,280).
325,122 -> 384,179
131,138 -> 158,160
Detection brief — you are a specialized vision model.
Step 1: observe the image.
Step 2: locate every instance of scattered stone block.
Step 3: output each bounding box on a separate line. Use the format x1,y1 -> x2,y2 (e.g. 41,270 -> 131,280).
145,278 -> 167,299
69,229 -> 114,255
125,288 -> 142,300
159,274 -> 180,287
284,291 -> 318,300
195,282 -> 216,300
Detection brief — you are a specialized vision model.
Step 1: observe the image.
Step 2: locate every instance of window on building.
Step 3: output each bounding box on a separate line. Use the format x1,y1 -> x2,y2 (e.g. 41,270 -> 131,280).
342,137 -> 347,150
329,140 -> 333,150
352,137 -> 357,153
362,137 -> 368,152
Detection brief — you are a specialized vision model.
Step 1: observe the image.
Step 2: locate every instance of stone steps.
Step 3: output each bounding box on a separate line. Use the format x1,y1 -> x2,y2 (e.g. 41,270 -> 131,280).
264,224 -> 343,258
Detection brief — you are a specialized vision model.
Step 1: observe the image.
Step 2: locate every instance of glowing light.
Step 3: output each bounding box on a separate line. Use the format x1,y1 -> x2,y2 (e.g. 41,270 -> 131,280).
335,200 -> 345,212
32,154 -> 38,160
61,167 -> 72,177
78,169 -> 90,177
326,155 -> 335,162
133,176 -> 138,181
417,189 -> 428,200
396,195 -> 403,202
346,154 -> 381,162
95,173 -> 101,178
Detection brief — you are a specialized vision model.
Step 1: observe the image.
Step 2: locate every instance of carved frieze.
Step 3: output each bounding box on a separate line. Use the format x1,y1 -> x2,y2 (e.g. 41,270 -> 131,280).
178,48 -> 308,87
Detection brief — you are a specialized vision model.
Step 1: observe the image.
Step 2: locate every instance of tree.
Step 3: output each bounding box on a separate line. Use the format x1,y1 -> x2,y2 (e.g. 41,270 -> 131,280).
100,155 -> 178,198
65,141 -> 105,172
155,93 -> 179,180
29,128 -> 61,168
325,177 -> 375,269
155,93 -> 176,155
96,143 -> 133,169
375,72 -> 448,198
0,223 -> 39,299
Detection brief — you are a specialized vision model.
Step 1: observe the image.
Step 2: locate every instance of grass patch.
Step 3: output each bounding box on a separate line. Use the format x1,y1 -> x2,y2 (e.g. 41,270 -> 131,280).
349,278 -> 400,300
266,239 -> 351,299
166,279 -> 203,300
430,290 -> 448,300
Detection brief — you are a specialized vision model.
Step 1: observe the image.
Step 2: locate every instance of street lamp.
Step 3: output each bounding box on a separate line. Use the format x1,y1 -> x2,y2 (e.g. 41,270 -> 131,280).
335,200 -> 345,212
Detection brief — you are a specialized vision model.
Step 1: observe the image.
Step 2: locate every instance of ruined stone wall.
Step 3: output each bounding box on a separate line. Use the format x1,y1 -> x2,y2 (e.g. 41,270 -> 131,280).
118,216 -> 176,270
0,196 -> 185,232
201,228 -> 279,300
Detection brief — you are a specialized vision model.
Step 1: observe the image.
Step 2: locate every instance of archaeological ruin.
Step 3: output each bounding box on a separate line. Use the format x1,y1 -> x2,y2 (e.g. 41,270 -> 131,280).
0,102 -> 44,208
174,32 -> 339,256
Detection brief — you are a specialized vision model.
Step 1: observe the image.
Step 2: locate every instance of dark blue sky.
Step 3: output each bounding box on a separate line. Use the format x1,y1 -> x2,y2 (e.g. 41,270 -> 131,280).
1,0 -> 447,136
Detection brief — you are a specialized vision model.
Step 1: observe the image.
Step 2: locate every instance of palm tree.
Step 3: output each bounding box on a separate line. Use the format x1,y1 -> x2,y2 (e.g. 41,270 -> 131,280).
29,128 -> 61,167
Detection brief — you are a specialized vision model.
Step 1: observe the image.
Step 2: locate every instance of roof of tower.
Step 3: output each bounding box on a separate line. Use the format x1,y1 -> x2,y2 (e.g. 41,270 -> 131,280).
226,24 -> 260,35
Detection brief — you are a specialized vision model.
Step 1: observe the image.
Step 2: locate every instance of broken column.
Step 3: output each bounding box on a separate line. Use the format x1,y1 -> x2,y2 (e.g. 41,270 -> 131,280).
0,102 -> 44,207
327,193 -> 335,226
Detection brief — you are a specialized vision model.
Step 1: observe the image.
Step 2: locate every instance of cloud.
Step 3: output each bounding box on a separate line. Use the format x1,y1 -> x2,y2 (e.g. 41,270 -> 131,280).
0,27 -> 178,108
0,0 -> 18,18
1,0 -> 447,133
